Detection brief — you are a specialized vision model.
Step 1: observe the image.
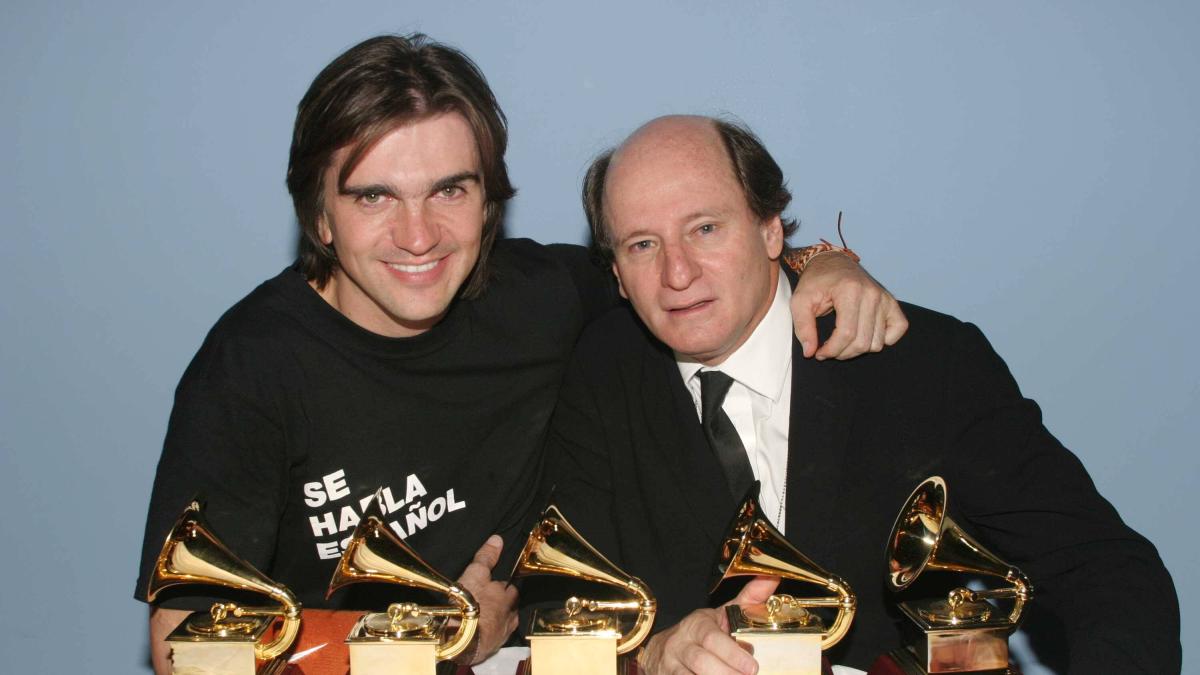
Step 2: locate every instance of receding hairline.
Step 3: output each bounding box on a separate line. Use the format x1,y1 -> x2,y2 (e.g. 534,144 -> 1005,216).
601,115 -> 740,214
608,115 -> 722,169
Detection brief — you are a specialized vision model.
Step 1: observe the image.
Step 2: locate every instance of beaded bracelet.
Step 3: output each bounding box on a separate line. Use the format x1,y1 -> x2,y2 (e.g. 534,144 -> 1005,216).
783,239 -> 861,275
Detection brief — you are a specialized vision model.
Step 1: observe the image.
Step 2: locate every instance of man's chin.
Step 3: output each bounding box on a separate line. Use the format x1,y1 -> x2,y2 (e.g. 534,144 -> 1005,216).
662,336 -> 727,364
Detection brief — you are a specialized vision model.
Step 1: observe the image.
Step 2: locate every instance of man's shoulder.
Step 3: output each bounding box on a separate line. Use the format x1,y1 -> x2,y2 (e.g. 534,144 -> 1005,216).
491,237 -> 578,271
812,300 -> 1006,391
897,301 -> 972,337
204,266 -> 308,344
893,301 -> 994,357
179,266 -> 316,384
486,238 -> 614,323
815,300 -> 979,351
573,304 -> 665,364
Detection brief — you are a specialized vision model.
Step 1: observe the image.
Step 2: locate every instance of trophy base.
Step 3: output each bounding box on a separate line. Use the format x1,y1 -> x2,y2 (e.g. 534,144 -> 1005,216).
348,641 -> 438,675
739,632 -> 823,675
516,656 -> 638,675
870,647 -> 1019,675
167,612 -> 276,675
897,600 -> 1013,674
725,604 -> 824,675
345,612 -> 443,675
526,630 -> 618,675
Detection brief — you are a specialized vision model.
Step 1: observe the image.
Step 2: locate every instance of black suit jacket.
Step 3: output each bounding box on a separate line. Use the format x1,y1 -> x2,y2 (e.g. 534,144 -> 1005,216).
541,301 -> 1180,673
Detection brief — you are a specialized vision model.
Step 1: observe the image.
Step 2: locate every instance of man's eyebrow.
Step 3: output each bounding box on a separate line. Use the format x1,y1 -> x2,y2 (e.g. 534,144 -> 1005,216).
430,171 -> 480,193
680,208 -> 725,222
340,182 -> 396,197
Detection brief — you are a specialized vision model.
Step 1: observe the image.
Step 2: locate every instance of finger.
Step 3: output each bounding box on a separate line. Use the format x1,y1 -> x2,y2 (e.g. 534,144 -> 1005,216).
459,535 -> 503,584
837,289 -> 879,360
870,297 -> 887,353
730,576 -> 781,607
882,297 -> 909,346
682,636 -> 756,675
793,312 -> 819,359
814,290 -> 860,360
788,281 -> 831,359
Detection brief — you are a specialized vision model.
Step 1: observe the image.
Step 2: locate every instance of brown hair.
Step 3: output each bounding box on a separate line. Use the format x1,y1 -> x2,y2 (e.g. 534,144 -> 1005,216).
583,117 -> 798,263
286,34 -> 515,297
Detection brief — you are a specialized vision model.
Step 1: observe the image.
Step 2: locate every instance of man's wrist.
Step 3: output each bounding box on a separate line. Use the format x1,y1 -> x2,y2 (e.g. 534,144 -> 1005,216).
782,241 -> 861,275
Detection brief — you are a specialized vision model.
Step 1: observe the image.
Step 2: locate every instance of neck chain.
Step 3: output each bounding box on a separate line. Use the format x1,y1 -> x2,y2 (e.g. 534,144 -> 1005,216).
776,464 -> 788,529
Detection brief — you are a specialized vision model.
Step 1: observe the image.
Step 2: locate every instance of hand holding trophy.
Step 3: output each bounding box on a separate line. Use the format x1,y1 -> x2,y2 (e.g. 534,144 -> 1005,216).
147,500 -> 302,675
711,485 -> 856,675
872,476 -> 1033,675
325,489 -> 478,675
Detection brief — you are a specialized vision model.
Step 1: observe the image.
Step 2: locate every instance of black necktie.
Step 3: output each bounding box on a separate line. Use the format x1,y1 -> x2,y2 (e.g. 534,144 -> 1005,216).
698,370 -> 756,499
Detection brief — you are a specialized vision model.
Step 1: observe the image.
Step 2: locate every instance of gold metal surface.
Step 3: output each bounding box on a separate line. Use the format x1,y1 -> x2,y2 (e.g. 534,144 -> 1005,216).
884,476 -> 1032,626
360,605 -> 440,639
883,476 -> 1034,673
146,500 -> 302,663
510,503 -> 656,654
326,491 -> 479,661
535,608 -> 618,634
915,598 -> 993,626
736,594 -> 820,630
712,491 -> 856,649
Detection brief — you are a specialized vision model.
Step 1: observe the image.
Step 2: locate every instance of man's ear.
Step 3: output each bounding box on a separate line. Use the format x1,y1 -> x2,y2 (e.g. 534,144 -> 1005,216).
611,262 -> 628,299
318,212 -> 333,246
762,215 -> 784,260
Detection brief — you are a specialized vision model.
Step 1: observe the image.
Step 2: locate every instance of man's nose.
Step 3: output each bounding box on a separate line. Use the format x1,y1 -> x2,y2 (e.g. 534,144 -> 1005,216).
660,245 -> 700,290
389,204 -> 439,255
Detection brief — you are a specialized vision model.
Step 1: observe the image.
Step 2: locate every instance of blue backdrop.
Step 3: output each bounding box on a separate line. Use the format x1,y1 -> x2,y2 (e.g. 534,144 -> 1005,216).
2,2 -> 1195,672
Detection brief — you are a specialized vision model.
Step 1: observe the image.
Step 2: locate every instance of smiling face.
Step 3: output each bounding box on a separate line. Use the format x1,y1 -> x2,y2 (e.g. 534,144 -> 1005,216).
604,117 -> 783,365
315,112 -> 486,337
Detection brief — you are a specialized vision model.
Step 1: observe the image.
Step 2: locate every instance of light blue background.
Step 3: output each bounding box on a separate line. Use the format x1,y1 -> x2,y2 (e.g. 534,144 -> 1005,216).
1,2 -> 1195,672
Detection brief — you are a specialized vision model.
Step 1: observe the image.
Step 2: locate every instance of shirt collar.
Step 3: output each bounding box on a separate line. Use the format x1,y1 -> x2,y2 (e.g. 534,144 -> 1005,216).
676,273 -> 793,403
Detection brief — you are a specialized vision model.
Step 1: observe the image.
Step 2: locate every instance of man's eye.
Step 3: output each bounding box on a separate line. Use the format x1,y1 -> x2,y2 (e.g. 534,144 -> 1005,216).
697,223 -> 716,234
630,240 -> 653,252
439,185 -> 463,198
361,192 -> 383,205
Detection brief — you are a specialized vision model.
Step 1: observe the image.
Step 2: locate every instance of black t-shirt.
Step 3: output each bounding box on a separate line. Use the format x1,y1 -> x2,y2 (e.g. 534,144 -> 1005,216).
135,238 -> 614,610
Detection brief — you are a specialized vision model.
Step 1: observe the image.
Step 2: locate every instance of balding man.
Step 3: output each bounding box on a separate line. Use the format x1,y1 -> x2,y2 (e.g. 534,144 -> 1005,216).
543,116 -> 1179,674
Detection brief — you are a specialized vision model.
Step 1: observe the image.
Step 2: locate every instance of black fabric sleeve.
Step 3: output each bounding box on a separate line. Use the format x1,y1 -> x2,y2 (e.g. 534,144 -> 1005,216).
942,322 -> 1180,674
541,348 -> 621,558
522,333 -> 629,619
133,331 -> 290,610
544,243 -> 621,326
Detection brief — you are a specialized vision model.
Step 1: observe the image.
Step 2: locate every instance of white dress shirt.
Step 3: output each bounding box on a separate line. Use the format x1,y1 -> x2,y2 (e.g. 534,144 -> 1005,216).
677,273 -> 793,533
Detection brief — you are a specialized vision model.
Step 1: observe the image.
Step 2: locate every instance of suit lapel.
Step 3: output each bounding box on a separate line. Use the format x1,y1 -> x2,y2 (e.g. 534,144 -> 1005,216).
639,337 -> 737,550
785,336 -> 856,549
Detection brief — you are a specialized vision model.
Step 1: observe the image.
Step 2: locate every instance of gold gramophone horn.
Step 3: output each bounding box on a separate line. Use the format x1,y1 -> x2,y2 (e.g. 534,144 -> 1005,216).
885,476 -> 1032,625
146,500 -> 302,662
326,491 -> 479,661
510,503 -> 656,654
713,490 -> 856,650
